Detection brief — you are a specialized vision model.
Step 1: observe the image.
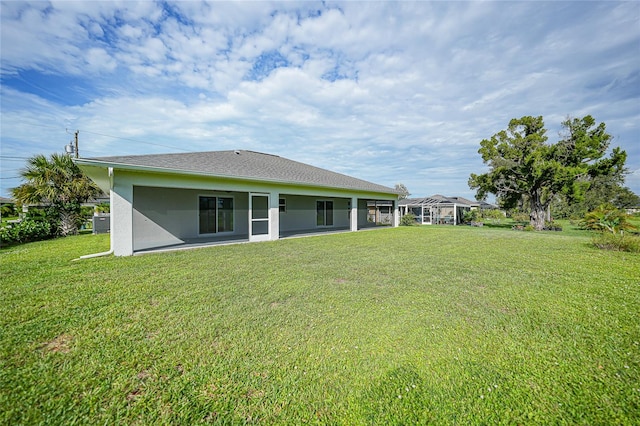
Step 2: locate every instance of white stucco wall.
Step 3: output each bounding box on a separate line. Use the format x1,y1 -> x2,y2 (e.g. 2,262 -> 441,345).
111,180 -> 133,256
132,186 -> 249,251
278,195 -> 350,232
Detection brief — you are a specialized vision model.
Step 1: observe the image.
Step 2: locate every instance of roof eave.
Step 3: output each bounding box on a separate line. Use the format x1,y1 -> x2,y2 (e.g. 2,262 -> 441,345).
75,158 -> 398,197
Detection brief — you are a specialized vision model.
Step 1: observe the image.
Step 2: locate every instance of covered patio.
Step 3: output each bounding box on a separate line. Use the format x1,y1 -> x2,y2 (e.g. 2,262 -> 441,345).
133,226 -> 359,255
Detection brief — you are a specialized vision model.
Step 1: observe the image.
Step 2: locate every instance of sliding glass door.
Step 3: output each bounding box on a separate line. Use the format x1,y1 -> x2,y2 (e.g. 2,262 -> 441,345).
316,200 -> 334,227
199,196 -> 234,234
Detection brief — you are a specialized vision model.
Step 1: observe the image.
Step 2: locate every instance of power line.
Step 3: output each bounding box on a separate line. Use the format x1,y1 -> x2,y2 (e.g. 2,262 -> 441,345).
12,123 -> 194,153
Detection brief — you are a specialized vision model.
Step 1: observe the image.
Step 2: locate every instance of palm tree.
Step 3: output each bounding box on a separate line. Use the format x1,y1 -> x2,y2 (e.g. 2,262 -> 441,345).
11,153 -> 101,236
580,204 -> 637,235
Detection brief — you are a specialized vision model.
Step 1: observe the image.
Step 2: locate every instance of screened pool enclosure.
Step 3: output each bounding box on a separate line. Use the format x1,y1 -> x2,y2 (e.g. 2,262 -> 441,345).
399,195 -> 472,225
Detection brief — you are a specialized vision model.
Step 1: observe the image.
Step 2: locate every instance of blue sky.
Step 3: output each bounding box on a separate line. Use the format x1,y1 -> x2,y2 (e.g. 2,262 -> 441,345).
1,1 -> 639,200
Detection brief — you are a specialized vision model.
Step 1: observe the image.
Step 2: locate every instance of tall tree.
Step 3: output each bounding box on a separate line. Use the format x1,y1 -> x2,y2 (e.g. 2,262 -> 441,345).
394,183 -> 411,200
469,115 -> 626,230
614,186 -> 640,209
12,153 -> 101,236
553,174 -> 639,219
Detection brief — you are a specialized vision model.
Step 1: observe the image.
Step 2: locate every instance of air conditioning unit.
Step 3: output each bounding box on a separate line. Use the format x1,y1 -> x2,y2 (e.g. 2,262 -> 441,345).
93,214 -> 110,234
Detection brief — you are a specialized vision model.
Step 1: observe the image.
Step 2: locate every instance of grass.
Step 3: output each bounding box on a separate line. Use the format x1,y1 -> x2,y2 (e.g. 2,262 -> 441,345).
1,225 -> 639,424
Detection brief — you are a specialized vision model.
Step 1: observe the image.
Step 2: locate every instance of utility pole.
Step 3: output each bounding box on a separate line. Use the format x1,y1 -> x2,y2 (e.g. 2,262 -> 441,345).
64,129 -> 79,157
74,130 -> 79,158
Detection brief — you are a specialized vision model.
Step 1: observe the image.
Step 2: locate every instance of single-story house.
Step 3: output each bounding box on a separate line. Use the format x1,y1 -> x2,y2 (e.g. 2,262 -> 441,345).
76,150 -> 400,256
626,206 -> 640,215
447,196 -> 499,211
399,195 -> 472,225
469,200 -> 499,210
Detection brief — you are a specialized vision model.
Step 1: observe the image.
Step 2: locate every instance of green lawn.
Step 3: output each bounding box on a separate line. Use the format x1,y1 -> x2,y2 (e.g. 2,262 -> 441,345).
1,226 -> 638,424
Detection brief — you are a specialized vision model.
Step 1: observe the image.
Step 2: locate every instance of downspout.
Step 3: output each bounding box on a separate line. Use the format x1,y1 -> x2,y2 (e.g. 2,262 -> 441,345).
73,167 -> 114,260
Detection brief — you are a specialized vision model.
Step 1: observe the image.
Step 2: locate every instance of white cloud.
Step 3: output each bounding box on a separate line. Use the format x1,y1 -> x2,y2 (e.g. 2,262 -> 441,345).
118,23 -> 144,40
85,48 -> 117,72
1,1 -> 639,200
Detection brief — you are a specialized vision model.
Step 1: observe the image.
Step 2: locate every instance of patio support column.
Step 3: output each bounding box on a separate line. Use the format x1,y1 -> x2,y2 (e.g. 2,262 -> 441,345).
269,191 -> 280,240
350,197 -> 358,231
393,199 -> 399,227
111,180 -> 134,256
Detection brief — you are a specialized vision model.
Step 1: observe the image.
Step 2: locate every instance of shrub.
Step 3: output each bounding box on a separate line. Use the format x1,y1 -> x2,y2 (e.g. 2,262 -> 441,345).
400,213 -> 417,226
26,207 -> 47,221
1,203 -> 17,217
483,209 -> 504,222
511,212 -> 529,223
463,210 -> 482,224
544,221 -> 563,231
580,204 -> 636,234
80,206 -> 95,218
592,232 -> 640,253
95,202 -> 110,214
0,218 -> 53,246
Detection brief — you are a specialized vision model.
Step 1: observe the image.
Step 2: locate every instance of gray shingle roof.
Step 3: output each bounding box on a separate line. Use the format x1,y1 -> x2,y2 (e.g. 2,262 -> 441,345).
399,195 -> 473,206
83,150 -> 398,194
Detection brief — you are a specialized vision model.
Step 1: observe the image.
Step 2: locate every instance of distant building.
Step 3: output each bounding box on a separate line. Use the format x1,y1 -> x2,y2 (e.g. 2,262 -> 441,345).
0,196 -> 15,206
398,195 -> 497,225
